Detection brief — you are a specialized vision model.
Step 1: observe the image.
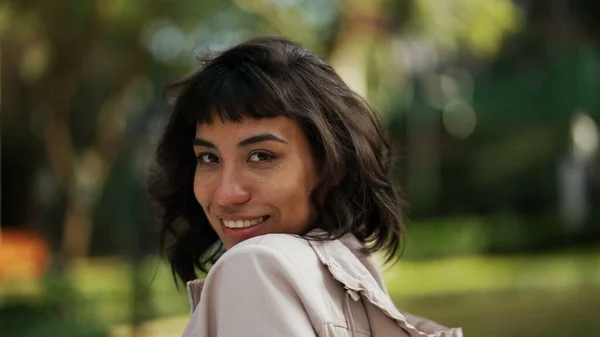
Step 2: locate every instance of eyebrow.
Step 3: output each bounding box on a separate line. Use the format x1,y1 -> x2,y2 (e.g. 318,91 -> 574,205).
193,133 -> 288,148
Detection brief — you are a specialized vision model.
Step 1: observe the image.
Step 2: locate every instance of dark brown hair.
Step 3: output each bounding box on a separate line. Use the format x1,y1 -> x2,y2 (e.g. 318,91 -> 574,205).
148,36 -> 405,284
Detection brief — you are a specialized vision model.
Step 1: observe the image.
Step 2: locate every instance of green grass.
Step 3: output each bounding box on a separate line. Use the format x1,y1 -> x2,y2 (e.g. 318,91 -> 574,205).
66,258 -> 191,324
394,287 -> 600,336
380,249 -> 600,296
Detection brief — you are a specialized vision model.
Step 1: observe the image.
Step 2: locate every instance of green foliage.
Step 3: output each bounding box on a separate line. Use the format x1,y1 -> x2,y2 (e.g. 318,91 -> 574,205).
0,301 -> 108,337
408,0 -> 522,57
403,212 -> 599,259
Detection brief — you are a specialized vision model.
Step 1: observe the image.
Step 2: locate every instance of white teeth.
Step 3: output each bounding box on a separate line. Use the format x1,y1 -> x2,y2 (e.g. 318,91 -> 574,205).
222,216 -> 267,229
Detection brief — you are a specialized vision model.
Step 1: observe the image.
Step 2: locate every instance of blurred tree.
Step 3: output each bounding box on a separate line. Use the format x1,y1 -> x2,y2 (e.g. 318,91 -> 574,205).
0,0 -> 385,261
1,0 -> 160,261
2,0 -> 596,263
0,0 -> 530,259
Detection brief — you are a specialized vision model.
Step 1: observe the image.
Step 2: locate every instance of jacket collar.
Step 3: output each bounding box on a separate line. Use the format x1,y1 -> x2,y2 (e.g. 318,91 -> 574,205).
307,233 -> 462,337
186,278 -> 205,314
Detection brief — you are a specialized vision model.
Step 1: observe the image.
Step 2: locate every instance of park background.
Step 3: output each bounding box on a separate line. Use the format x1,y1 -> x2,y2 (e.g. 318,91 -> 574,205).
1,0 -> 599,336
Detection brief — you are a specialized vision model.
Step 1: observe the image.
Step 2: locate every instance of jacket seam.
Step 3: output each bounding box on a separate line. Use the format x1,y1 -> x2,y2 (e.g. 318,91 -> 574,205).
321,322 -> 371,336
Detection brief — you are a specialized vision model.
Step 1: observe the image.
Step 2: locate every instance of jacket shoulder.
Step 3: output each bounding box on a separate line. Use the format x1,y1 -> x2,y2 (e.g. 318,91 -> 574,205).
226,233 -> 323,276
223,234 -> 372,334
233,233 -> 313,253
185,235 -> 324,337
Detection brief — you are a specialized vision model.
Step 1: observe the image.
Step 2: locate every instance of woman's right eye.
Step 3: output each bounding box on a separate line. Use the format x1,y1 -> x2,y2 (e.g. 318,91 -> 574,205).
197,153 -> 219,164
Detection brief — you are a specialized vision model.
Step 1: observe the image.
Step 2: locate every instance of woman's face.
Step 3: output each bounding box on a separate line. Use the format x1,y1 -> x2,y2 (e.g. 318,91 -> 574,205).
193,115 -> 319,249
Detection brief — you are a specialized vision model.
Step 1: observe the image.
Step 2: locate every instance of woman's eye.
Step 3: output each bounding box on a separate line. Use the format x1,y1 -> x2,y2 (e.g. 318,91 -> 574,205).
248,151 -> 274,163
197,153 -> 219,164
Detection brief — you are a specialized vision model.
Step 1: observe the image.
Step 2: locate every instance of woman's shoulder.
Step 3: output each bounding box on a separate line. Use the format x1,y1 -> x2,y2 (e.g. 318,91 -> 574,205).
232,232 -> 312,252
216,233 -> 322,276
205,233 -> 343,310
203,234 -> 336,315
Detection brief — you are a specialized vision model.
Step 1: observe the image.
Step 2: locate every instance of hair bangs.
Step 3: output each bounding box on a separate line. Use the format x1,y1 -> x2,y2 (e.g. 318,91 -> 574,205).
177,62 -> 292,126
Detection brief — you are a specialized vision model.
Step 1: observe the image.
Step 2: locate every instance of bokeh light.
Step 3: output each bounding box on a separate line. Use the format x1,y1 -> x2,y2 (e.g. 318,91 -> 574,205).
443,100 -> 477,139
571,112 -> 599,160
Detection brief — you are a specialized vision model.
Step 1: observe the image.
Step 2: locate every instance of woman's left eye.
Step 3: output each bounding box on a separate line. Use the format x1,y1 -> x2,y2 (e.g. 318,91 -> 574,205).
248,151 -> 274,163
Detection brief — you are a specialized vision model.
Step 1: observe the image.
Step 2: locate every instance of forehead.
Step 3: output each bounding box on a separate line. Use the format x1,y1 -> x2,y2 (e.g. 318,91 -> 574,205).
195,116 -> 303,140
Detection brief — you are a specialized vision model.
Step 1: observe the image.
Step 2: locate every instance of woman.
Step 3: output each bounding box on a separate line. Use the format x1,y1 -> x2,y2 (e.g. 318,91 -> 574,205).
149,36 -> 463,337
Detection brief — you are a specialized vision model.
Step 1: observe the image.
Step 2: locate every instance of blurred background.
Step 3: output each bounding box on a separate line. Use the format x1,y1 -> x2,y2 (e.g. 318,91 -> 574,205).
1,0 -> 599,336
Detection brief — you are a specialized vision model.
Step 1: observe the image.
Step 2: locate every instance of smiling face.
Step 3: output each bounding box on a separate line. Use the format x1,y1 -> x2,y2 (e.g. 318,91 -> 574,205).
193,115 -> 319,249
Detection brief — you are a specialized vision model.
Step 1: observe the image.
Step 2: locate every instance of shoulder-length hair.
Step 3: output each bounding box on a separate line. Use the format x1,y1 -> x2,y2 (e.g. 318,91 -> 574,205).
148,36 -> 405,284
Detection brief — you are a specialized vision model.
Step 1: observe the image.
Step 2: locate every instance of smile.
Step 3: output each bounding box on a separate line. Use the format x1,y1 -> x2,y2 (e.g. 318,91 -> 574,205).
221,216 -> 269,229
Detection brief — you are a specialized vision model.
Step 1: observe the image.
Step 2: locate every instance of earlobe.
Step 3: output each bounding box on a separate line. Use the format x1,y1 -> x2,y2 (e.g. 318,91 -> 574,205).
332,168 -> 346,187
317,166 -> 346,190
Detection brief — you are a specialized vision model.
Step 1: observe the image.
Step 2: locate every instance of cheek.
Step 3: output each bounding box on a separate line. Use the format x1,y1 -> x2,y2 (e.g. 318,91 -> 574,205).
193,174 -> 210,206
276,173 -> 315,221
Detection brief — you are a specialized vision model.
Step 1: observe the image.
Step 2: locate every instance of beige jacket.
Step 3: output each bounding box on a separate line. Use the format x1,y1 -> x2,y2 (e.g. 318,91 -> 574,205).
183,233 -> 463,337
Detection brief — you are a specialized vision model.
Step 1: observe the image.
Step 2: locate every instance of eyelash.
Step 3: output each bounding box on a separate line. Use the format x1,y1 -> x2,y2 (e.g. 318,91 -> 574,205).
196,153 -> 219,164
248,151 -> 276,163
195,151 -> 276,165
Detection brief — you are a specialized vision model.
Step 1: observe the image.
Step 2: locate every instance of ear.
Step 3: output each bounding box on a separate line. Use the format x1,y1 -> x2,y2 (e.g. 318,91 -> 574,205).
313,167 -> 346,204
331,167 -> 347,187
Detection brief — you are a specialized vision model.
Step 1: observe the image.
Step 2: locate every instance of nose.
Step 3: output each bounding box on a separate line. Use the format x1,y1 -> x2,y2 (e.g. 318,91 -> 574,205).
213,167 -> 251,207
